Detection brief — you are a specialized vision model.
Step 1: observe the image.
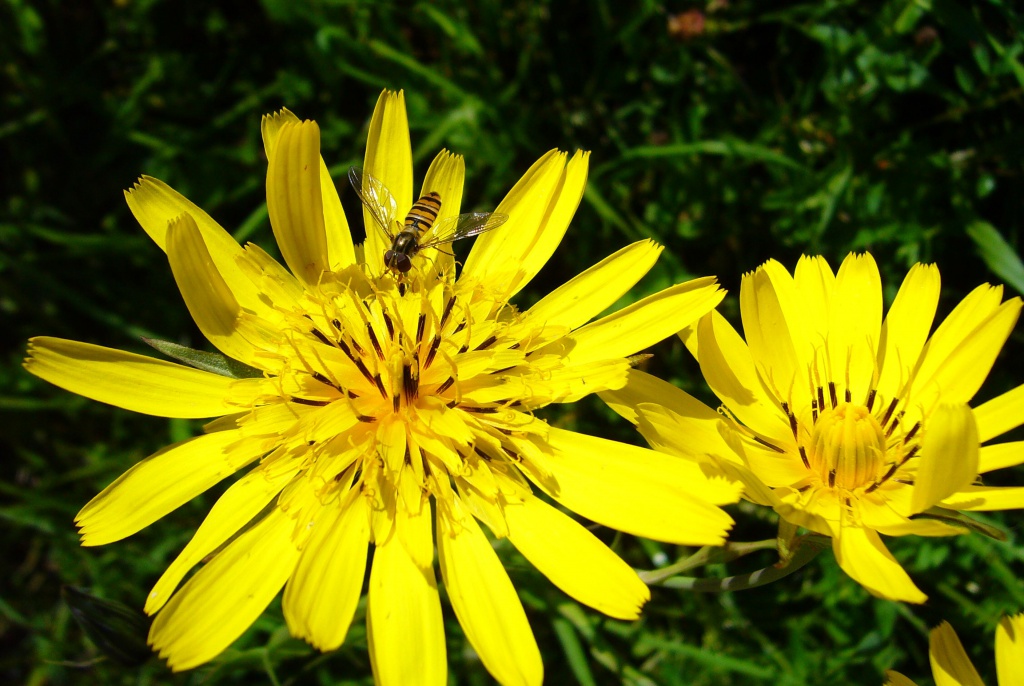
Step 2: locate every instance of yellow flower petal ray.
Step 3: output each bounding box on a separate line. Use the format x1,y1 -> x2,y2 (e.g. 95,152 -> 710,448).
979,441 -> 1024,473
266,120 -> 330,286
515,426 -> 739,545
826,253 -> 883,405
24,337 -> 272,418
367,508 -> 445,686
930,621 -> 985,686
884,670 -> 920,686
694,311 -> 793,444
975,383 -> 1024,442
908,298 -> 1021,408
564,276 -> 724,366
166,213 -> 260,365
283,487 -> 370,651
910,404 -> 979,514
876,263 -> 941,400
461,150 -> 569,291
419,149 -> 465,279
525,239 -> 663,332
76,429 -> 260,547
438,496 -> 543,686
262,107 -> 355,271
940,486 -> 1024,511
504,494 -> 650,620
146,463 -> 300,614
995,613 -> 1024,685
124,176 -> 276,320
792,254 -> 835,353
362,90 -> 413,278
832,522 -> 927,603
149,506 -> 301,671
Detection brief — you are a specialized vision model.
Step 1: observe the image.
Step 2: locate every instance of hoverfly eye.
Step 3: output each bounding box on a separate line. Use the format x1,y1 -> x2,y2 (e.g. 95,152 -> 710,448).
384,250 -> 395,266
397,255 -> 412,273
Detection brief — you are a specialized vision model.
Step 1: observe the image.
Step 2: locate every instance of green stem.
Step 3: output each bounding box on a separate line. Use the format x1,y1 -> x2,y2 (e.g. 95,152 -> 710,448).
637,539 -> 778,585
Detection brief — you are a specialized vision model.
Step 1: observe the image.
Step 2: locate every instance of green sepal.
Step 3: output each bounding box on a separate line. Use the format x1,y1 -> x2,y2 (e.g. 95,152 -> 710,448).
63,586 -> 152,666
918,507 -> 1007,541
142,338 -> 264,379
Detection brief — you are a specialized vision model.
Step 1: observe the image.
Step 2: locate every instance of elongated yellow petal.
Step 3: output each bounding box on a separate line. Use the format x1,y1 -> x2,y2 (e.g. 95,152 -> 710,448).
940,486 -> 1024,511
284,488 -> 370,650
367,522 -> 445,686
362,90 -> 413,277
884,670 -> 920,686
25,337 -> 269,418
975,383 -> 1024,442
420,149 -> 465,279
995,614 -> 1024,686
912,404 -> 979,514
76,430 -> 258,546
145,463 -> 299,614
149,507 -> 300,671
910,298 -> 1021,407
505,494 -> 649,620
564,277 -> 723,366
792,254 -> 835,352
262,108 -> 355,271
876,263 -> 940,398
461,150 -> 567,288
266,120 -> 329,285
694,312 -> 793,444
827,253 -> 882,403
438,497 -> 542,686
517,427 -> 739,545
124,176 -> 271,318
525,240 -> 662,331
166,214 -> 258,365
979,441 -> 1024,473
832,524 -> 926,603
930,622 -> 984,686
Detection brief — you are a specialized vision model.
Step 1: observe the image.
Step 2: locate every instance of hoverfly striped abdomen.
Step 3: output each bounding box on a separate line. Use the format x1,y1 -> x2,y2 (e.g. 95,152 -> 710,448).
405,192 -> 441,237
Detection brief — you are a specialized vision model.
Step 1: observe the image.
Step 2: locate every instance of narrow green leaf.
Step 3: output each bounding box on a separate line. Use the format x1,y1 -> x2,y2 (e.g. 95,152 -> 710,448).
966,221 -> 1024,295
142,338 -> 264,379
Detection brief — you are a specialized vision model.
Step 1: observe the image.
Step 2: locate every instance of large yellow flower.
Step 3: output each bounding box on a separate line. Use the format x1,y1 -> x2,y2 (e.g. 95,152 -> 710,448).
24,91 -> 740,684
885,614 -> 1024,686
603,253 -> 1024,603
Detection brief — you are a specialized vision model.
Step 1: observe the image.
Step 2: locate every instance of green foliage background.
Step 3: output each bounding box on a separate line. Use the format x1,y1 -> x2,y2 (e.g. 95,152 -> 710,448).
3,0 -> 1024,684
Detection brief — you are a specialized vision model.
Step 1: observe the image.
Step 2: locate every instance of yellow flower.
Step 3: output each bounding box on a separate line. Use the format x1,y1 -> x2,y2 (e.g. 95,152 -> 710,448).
24,90 -> 740,684
603,252 -> 1024,603
885,614 -> 1024,686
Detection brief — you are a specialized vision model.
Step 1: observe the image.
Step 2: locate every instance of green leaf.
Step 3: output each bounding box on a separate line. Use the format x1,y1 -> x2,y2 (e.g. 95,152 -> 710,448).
966,221 -> 1024,295
63,586 -> 152,666
142,338 -> 265,378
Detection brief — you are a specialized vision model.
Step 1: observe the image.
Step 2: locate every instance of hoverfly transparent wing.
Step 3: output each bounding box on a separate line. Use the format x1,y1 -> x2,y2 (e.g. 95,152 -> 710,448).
348,166 -> 399,240
419,212 -> 510,250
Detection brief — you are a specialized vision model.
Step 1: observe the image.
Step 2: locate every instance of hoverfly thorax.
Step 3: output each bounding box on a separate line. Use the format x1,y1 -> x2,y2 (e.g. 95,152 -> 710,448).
349,167 -> 509,275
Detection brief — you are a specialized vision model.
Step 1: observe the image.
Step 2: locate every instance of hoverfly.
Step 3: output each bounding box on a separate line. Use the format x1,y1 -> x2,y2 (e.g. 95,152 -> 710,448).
348,167 -> 509,274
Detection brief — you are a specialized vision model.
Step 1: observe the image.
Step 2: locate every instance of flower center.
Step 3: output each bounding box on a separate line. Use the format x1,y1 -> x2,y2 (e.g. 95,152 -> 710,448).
808,402 -> 886,490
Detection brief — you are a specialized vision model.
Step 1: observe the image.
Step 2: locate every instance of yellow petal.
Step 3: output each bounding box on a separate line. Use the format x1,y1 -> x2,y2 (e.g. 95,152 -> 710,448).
995,614 -> 1024,686
695,311 -> 793,444
504,494 -> 649,620
362,90 -> 413,277
912,404 -> 979,514
266,120 -> 329,285
146,463 -> 299,613
516,427 -> 739,545
24,337 -> 270,418
437,497 -> 542,686
76,430 -> 258,546
419,149 -> 465,279
149,507 -> 300,671
792,254 -> 835,351
524,239 -> 662,331
930,621 -> 984,686
564,276 -> 724,366
884,670 -> 920,686
166,214 -> 257,364
124,176 -> 271,317
833,524 -> 926,603
827,253 -> 883,403
940,486 -> 1024,511
261,108 -> 355,271
461,150 -> 568,289
975,383 -> 1024,443
283,488 -> 370,650
979,441 -> 1024,473
367,519 -> 446,686
876,263 -> 940,398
